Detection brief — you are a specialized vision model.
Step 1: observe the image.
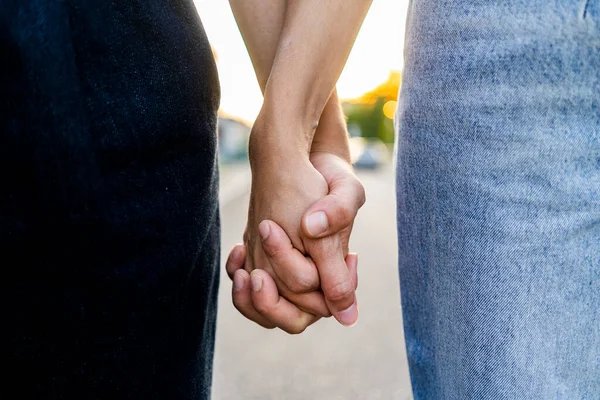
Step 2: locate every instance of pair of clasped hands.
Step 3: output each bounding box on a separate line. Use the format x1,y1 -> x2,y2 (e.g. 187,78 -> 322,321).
224,94 -> 366,334
225,0 -> 372,333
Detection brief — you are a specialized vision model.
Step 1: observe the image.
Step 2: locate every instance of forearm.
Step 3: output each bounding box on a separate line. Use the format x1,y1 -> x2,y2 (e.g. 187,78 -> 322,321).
230,1 -> 365,329
230,0 -> 353,162
311,91 -> 350,162
228,0 -> 285,93
262,0 -> 371,149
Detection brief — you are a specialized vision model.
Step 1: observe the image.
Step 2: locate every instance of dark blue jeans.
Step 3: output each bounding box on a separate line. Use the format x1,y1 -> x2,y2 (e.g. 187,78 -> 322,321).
1,1 -> 220,398
396,0 -> 599,398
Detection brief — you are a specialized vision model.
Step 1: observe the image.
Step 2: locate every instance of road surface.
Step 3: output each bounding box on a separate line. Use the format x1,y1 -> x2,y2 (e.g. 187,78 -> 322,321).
213,163 -> 412,400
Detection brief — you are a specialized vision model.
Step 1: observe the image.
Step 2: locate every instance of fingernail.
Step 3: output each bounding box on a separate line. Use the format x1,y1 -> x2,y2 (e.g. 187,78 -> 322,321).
306,211 -> 328,236
250,272 -> 263,292
233,271 -> 245,292
337,303 -> 358,327
258,221 -> 270,241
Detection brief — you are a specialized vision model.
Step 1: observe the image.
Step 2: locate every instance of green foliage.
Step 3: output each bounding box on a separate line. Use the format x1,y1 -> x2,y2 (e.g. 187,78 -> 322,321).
341,71 -> 400,144
343,97 -> 395,144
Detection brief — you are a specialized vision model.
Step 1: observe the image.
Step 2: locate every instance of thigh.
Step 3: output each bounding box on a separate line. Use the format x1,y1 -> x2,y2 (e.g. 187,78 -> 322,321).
1,2 -> 220,399
396,1 -> 600,399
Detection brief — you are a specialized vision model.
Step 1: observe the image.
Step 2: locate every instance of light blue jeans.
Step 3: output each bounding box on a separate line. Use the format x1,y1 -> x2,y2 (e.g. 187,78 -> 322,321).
395,1 -> 599,398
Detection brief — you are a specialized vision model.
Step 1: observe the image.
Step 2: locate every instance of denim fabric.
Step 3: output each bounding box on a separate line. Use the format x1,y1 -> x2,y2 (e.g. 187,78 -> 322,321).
396,1 -> 599,398
1,1 -> 220,399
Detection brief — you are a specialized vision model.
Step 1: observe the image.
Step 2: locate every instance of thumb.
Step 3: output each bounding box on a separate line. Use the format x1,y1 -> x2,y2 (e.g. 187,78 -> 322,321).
302,175 -> 365,239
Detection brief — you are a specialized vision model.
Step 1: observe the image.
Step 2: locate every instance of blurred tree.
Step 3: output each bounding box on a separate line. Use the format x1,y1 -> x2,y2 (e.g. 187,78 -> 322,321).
342,71 -> 401,144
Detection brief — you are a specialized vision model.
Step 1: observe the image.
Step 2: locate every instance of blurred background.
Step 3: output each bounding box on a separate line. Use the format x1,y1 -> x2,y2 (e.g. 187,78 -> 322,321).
193,1 -> 412,398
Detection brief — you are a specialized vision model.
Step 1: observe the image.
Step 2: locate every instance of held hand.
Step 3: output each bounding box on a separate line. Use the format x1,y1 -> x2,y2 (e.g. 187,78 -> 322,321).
253,152 -> 365,331
227,152 -> 365,332
245,147 -> 358,326
233,104 -> 366,331
226,243 -> 358,334
303,151 -> 366,251
242,110 -> 360,326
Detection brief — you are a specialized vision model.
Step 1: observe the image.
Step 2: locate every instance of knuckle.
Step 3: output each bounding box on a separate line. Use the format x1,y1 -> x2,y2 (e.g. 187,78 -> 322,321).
259,322 -> 276,330
266,245 -> 285,261
324,280 -> 354,304
232,298 -> 247,314
285,273 -> 318,293
253,299 -> 273,315
312,235 -> 338,255
337,203 -> 353,223
261,240 -> 286,263
357,182 -> 366,207
319,309 -> 332,318
284,321 -> 309,335
352,178 -> 366,207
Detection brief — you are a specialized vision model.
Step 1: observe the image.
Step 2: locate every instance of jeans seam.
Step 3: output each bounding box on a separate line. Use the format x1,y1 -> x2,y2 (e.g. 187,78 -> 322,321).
583,0 -> 591,19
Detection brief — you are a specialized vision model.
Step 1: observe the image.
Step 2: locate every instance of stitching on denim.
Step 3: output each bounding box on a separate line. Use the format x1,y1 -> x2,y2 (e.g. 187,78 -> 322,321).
583,0 -> 591,19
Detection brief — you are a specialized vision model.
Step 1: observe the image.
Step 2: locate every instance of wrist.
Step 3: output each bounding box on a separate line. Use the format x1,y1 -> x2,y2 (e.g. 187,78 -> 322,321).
248,109 -> 312,173
262,72 -> 329,138
311,128 -> 351,163
310,93 -> 351,163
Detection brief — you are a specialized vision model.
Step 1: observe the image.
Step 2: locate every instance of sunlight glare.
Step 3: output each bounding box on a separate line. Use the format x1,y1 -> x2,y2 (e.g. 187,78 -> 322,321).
194,0 -> 409,122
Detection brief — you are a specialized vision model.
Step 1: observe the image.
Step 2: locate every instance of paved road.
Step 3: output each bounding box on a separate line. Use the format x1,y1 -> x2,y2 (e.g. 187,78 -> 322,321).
213,163 -> 412,400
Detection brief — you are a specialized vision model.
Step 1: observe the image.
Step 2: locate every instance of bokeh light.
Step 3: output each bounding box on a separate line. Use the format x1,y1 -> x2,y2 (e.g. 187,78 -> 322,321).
383,100 -> 398,120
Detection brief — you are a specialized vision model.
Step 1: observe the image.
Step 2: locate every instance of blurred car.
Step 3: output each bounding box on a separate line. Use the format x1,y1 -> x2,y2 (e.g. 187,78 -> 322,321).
349,137 -> 389,169
218,116 -> 251,163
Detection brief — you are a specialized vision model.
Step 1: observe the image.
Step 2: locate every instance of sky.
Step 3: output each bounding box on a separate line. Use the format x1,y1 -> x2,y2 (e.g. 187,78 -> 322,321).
194,0 -> 409,122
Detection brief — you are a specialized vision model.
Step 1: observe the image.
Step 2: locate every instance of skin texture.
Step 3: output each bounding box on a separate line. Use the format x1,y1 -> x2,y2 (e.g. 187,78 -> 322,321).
229,0 -> 370,331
